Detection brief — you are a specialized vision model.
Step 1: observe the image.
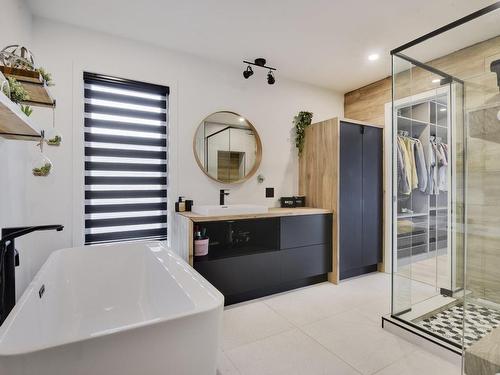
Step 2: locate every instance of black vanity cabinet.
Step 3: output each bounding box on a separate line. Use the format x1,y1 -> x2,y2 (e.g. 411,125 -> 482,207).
193,213 -> 332,305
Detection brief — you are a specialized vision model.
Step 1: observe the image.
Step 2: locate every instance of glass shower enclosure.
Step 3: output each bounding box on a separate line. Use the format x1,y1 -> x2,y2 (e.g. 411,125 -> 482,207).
390,3 -> 500,374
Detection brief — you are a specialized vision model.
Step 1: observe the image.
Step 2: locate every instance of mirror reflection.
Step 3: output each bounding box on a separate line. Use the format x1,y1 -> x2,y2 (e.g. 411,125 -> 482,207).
194,111 -> 261,183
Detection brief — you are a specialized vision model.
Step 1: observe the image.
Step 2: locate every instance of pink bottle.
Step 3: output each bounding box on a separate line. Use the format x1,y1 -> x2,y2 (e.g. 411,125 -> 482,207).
194,227 -> 209,256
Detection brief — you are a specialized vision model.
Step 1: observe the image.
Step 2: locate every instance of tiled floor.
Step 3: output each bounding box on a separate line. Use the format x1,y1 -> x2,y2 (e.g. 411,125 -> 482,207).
416,302 -> 500,348
217,272 -> 461,375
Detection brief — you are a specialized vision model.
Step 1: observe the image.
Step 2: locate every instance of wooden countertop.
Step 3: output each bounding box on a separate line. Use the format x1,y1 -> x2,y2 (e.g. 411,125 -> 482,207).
177,207 -> 332,222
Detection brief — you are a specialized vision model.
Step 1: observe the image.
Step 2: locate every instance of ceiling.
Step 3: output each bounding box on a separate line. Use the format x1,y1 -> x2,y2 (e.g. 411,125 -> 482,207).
27,0 -> 498,93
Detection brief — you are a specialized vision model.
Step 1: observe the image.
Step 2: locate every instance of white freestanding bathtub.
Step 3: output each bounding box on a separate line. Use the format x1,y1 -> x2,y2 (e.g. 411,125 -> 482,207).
0,242 -> 224,375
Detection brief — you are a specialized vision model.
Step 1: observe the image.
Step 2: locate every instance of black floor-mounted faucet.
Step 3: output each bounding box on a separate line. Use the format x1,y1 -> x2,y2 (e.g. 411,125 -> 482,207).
220,189 -> 230,205
0,225 -> 63,325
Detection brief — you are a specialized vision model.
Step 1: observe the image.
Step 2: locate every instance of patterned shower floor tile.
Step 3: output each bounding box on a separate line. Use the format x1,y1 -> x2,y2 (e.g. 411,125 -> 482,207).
415,303 -> 500,348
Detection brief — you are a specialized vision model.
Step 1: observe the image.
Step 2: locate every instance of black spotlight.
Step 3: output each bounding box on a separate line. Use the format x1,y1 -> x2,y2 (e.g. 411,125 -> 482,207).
243,66 -> 254,79
267,70 -> 275,85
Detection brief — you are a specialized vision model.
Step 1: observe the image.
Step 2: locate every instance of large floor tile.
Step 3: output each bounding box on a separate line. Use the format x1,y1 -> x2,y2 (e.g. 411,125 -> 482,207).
302,309 -> 417,374
337,273 -> 391,301
217,351 -> 241,375
374,349 -> 460,375
262,283 -> 360,326
354,294 -> 391,324
222,301 -> 293,351
226,329 -> 361,375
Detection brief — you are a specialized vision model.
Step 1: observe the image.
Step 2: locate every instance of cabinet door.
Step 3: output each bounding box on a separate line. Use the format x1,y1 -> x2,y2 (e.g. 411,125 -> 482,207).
280,214 -> 331,249
281,244 -> 332,282
339,122 -> 363,277
194,251 -> 281,296
362,126 -> 383,265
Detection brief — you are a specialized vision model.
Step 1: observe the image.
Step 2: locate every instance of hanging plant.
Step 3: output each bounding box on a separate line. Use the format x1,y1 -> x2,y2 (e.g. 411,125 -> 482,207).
32,133 -> 53,176
32,162 -> 52,176
47,135 -> 62,146
7,77 -> 30,103
36,67 -> 54,86
293,111 -> 313,156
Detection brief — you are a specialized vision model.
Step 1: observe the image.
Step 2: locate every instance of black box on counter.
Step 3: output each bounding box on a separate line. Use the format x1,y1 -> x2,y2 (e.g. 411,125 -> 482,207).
280,197 -> 296,208
294,196 -> 306,207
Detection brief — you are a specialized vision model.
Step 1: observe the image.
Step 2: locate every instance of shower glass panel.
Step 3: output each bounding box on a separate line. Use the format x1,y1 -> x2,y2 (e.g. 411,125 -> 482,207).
392,55 -> 460,331
390,4 -> 500,374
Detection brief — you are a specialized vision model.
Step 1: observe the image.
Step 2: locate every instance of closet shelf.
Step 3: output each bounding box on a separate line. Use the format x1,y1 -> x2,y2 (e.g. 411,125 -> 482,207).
397,212 -> 428,219
0,90 -> 42,141
0,66 -> 55,108
397,116 -> 429,129
430,123 -> 448,129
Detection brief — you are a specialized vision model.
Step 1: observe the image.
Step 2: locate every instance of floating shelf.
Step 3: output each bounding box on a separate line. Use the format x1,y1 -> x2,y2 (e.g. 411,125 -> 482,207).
0,66 -> 55,108
0,90 -> 41,140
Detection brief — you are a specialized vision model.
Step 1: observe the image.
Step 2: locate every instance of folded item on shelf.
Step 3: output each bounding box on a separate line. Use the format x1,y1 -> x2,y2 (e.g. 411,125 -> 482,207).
397,219 -> 414,234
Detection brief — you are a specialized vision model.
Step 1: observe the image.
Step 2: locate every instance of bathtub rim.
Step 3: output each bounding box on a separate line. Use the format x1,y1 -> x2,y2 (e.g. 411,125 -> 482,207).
0,241 -> 224,356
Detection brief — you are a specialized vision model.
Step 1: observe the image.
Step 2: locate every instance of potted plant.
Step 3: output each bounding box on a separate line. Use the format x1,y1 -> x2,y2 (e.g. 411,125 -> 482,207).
293,111 -> 313,156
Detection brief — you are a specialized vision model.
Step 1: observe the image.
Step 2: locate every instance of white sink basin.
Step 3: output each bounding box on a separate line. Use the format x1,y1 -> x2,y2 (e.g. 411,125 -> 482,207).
191,204 -> 269,216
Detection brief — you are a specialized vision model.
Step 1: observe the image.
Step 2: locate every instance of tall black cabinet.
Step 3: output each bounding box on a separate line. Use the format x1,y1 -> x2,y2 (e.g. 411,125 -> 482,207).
299,118 -> 383,283
339,121 -> 382,279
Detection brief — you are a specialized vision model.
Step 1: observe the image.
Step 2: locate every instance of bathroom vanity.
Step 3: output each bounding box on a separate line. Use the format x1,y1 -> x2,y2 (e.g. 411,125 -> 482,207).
177,208 -> 333,305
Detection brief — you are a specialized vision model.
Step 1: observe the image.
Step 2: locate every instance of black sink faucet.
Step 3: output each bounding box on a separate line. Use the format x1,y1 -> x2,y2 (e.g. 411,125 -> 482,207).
0,225 -> 63,325
220,189 -> 230,205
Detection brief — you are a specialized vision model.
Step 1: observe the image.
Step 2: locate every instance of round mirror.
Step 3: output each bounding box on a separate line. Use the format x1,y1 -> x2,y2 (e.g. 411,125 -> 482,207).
193,111 -> 262,184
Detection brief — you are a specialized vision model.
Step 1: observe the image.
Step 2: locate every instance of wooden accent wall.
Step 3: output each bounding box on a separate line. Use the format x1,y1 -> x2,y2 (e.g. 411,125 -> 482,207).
344,78 -> 391,126
345,36 -> 500,128
344,36 -> 500,303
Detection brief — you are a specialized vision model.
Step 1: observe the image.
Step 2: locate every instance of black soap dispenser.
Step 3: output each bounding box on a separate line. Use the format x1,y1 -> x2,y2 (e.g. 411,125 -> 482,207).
175,196 -> 186,212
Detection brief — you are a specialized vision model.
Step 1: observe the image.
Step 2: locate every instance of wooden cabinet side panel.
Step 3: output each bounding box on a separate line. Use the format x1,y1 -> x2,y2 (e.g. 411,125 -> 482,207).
299,118 -> 340,283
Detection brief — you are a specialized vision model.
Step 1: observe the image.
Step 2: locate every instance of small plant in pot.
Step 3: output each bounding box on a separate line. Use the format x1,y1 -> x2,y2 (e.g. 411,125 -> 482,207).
46,135 -> 62,146
36,67 -> 54,86
20,104 -> 33,117
32,162 -> 52,177
293,111 -> 313,156
7,77 -> 30,103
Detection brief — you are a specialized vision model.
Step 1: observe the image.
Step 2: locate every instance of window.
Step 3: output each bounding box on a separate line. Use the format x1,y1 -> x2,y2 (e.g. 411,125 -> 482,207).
83,72 -> 169,244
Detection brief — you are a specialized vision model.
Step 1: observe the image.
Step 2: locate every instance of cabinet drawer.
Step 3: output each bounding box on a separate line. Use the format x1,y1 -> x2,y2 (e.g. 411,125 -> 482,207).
194,251 -> 280,296
281,244 -> 332,282
280,214 -> 332,249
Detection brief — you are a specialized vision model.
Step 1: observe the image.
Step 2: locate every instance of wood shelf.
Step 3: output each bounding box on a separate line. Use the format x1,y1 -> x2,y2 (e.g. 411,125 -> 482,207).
0,66 -> 55,108
0,90 -> 41,140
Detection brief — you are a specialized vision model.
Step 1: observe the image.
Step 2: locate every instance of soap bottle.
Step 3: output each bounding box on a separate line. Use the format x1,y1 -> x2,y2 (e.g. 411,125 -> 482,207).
194,227 -> 209,257
175,196 -> 186,212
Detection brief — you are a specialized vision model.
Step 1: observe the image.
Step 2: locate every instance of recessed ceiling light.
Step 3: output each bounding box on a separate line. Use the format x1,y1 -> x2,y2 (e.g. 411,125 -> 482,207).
368,54 -> 379,61
239,117 -> 245,122
432,78 -> 441,83
439,108 -> 447,112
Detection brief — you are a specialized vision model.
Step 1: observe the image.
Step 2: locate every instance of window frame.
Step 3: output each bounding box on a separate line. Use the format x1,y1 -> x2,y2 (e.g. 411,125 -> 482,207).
71,65 -> 178,248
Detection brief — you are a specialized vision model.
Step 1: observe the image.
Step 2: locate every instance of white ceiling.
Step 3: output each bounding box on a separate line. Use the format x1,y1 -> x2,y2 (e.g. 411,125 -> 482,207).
27,0 -> 498,93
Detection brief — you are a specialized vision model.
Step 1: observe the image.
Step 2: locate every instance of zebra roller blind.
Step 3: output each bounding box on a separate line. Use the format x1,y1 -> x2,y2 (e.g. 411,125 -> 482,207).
83,72 -> 169,244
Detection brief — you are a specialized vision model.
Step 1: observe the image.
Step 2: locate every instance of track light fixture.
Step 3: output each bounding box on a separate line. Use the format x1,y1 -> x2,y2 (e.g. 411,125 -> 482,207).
243,65 -> 254,79
267,70 -> 275,85
242,58 -> 277,84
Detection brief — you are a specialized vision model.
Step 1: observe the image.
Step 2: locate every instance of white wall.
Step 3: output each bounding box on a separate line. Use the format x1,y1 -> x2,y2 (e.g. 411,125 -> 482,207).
0,0 -> 32,227
0,0 -> 36,299
7,15 -> 343,296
